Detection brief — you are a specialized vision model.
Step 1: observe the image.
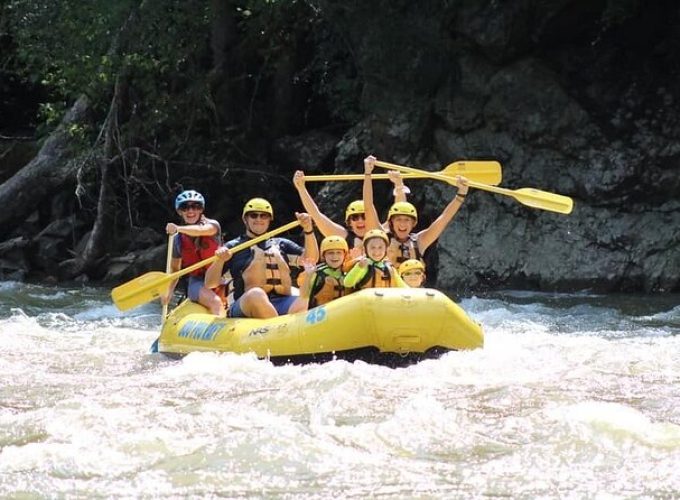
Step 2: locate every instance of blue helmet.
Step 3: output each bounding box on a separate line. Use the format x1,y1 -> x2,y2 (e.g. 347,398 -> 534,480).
175,190 -> 205,210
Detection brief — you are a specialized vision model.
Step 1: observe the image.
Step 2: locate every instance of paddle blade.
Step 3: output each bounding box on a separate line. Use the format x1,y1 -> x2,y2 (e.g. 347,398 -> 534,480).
513,188 -> 574,214
111,271 -> 172,311
441,161 -> 502,186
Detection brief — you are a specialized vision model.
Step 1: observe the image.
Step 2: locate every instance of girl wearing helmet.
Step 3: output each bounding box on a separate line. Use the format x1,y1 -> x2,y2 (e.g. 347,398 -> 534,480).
343,229 -> 407,289
292,169 -> 409,254
164,190 -> 223,315
290,235 -> 350,313
362,155 -> 469,267
398,259 -> 427,288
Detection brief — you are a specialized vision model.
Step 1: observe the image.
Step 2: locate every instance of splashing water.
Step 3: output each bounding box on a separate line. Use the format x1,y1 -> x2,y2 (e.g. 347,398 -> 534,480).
1,282 -> 678,497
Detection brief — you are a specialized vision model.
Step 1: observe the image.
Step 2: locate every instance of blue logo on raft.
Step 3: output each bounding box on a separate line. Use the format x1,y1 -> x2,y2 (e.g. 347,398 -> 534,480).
178,321 -> 224,341
305,306 -> 326,325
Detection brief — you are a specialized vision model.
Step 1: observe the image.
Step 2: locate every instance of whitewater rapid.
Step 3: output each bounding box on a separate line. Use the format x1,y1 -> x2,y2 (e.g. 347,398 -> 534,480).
1,282 -> 678,497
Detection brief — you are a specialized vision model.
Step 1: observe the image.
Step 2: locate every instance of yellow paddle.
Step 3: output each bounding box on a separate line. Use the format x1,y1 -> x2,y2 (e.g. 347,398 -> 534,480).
374,161 -> 573,215
161,233 -> 175,324
112,220 -> 301,311
304,160 -> 502,186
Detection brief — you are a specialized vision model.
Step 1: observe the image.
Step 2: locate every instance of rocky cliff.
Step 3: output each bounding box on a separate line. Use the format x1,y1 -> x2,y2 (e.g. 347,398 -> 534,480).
301,0 -> 680,293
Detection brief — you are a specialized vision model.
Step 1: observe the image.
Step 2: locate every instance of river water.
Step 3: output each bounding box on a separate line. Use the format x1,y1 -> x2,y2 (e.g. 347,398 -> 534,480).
0,280 -> 678,498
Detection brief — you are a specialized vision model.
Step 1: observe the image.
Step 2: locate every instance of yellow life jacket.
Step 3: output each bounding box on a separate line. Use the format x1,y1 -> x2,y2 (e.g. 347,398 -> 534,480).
387,232 -> 423,266
309,265 -> 346,308
353,261 -> 400,290
241,244 -> 292,296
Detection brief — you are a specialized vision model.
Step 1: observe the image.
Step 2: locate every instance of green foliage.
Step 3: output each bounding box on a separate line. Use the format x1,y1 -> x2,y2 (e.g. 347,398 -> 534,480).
6,0 -> 134,98
4,0 -> 363,137
3,0 -> 365,226
6,0 -> 213,134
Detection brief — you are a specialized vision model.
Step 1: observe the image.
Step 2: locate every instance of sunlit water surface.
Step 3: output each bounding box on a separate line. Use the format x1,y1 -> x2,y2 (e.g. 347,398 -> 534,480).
1,281 -> 679,498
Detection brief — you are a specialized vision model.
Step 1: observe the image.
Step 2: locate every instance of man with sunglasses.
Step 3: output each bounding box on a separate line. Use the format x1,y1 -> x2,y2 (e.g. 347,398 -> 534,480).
164,190 -> 224,315
292,168 -> 409,256
204,198 -> 318,318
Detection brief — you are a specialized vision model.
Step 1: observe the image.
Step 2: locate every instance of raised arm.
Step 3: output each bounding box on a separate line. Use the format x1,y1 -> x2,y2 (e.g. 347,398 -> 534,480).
293,170 -> 347,238
297,212 -> 319,264
416,175 -> 470,253
362,155 -> 382,230
388,170 -> 410,203
343,257 -> 369,288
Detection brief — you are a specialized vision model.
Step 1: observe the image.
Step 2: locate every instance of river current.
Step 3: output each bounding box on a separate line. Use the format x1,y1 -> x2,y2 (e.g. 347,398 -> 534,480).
0,281 -> 678,498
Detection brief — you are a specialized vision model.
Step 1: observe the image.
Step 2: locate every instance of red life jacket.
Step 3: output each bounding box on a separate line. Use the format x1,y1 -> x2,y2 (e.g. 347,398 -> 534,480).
179,234 -> 219,277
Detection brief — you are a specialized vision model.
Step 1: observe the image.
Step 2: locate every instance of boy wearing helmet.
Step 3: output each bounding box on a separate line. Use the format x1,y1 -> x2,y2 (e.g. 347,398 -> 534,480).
343,229 -> 407,289
398,259 -> 427,288
363,155 -> 469,268
290,235 -> 350,313
163,190 -> 223,315
292,169 -> 409,254
204,198 -> 318,319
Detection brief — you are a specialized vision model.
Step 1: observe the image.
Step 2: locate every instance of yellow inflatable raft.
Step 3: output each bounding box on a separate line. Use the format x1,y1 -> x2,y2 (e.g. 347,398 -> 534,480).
157,288 -> 483,366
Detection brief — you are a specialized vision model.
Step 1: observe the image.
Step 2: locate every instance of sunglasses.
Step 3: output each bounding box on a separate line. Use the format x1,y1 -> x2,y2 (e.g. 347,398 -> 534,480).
348,214 -> 365,222
247,212 -> 271,220
179,202 -> 203,211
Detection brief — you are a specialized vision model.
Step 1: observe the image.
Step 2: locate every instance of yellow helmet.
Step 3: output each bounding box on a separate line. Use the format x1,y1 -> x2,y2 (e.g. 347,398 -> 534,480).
388,201 -> 417,224
320,235 -> 349,255
345,200 -> 365,222
398,259 -> 425,275
362,229 -> 389,246
243,197 -> 273,218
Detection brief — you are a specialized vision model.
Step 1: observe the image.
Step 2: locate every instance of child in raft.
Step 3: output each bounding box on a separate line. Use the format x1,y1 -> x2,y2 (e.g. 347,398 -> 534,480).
398,259 -> 427,288
343,229 -> 407,289
290,235 -> 350,313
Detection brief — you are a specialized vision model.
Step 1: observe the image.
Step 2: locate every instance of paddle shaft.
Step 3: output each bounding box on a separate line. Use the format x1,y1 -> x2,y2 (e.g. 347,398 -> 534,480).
168,220 -> 301,280
161,233 -> 175,322
306,173 -> 422,181
305,160 -> 501,184
374,162 -> 573,214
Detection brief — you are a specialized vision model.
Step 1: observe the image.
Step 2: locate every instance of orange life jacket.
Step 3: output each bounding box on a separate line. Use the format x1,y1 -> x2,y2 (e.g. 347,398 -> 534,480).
241,243 -> 292,296
352,261 -> 400,290
309,264 -> 345,308
386,232 -> 423,266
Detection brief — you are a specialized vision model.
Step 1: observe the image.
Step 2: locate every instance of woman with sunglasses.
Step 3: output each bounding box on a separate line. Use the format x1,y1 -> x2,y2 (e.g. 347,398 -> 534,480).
163,190 -> 223,315
292,168 -> 409,255
362,155 -> 469,269
204,198 -> 318,319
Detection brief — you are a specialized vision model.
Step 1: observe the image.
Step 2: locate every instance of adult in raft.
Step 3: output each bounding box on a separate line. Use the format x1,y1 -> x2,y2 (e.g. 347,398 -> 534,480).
163,190 -> 223,315
204,198 -> 318,319
362,155 -> 470,267
293,168 -> 410,253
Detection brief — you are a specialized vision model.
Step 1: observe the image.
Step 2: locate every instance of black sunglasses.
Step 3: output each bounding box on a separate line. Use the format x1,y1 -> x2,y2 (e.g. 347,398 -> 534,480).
348,214 -> 365,221
179,202 -> 203,211
247,212 -> 271,219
